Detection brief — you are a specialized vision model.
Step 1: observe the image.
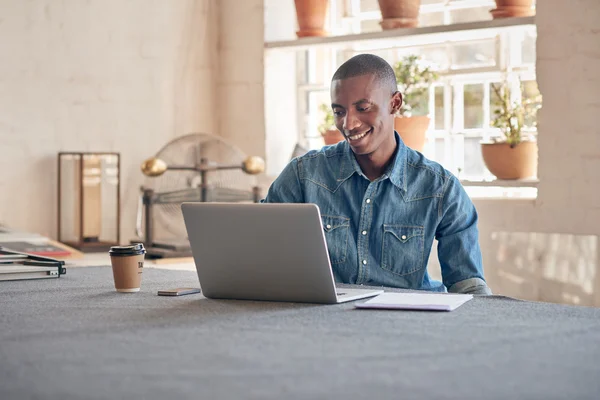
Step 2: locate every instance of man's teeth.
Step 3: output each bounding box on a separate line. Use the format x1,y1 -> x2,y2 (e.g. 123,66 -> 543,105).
348,129 -> 370,141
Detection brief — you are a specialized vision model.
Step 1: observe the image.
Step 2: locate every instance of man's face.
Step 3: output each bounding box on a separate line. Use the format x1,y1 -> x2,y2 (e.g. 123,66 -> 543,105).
330,73 -> 401,156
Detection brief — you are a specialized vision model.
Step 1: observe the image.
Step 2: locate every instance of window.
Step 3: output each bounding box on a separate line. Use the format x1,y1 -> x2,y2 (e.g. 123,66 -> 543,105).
292,0 -> 539,190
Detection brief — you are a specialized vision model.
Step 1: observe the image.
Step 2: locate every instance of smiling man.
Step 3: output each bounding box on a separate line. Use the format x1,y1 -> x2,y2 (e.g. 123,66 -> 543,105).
263,54 -> 491,295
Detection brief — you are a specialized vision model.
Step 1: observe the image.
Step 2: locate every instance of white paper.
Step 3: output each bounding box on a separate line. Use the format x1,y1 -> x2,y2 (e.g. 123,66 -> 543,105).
354,292 -> 473,311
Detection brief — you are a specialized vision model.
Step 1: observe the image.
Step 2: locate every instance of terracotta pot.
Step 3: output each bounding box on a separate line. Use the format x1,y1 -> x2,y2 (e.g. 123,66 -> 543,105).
322,129 -> 345,145
394,116 -> 430,152
294,0 -> 329,38
491,0 -> 534,18
481,141 -> 538,180
377,0 -> 421,29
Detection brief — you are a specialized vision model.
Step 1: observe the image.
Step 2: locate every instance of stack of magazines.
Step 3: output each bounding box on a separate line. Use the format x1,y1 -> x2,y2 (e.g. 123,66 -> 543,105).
0,247 -> 66,282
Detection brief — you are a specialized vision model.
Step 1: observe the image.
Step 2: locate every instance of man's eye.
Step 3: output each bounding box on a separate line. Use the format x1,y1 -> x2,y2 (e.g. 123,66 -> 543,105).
333,111 -> 344,117
358,107 -> 370,112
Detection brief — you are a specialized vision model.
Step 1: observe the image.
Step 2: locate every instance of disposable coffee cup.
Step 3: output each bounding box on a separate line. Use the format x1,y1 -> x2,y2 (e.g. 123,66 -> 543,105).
109,243 -> 146,293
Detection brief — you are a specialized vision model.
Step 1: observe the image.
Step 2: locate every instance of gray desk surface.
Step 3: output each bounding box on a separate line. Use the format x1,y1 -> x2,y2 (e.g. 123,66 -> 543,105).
1,266 -> 600,400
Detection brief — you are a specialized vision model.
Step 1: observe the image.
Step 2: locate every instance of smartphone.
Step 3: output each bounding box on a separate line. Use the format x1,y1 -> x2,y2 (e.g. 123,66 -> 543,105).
157,288 -> 201,296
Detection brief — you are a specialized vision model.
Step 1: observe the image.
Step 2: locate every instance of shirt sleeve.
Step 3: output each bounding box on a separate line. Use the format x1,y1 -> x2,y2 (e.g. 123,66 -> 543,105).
435,175 -> 491,295
261,158 -> 305,203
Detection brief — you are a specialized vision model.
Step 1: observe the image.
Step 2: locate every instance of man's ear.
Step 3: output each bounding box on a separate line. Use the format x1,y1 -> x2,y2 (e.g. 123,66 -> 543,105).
390,91 -> 402,115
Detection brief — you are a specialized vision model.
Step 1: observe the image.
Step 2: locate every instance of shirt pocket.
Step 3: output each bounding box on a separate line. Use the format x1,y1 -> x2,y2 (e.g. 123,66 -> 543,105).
321,215 -> 350,264
381,225 -> 425,276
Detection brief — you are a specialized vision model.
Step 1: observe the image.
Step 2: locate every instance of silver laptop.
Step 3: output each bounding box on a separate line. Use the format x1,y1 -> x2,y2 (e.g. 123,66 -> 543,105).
181,202 -> 383,304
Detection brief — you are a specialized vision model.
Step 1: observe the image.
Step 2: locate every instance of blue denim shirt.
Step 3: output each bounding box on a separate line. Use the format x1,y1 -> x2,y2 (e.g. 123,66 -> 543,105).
262,133 -> 491,295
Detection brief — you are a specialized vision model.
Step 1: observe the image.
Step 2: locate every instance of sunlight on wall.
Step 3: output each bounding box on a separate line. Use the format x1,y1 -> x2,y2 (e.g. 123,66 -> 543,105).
490,232 -> 598,306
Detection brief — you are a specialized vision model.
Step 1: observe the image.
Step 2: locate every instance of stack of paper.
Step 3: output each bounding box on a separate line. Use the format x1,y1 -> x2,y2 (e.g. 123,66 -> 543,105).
355,292 -> 473,311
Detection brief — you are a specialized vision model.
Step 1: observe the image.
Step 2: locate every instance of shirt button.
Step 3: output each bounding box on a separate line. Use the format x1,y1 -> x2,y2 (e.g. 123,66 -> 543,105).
362,230 -> 367,235
366,199 -> 371,204
362,260 -> 367,265
326,224 -> 331,229
401,235 -> 407,240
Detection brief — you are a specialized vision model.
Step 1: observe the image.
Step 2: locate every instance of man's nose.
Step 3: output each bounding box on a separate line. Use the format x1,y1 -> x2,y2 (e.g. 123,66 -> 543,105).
343,111 -> 360,132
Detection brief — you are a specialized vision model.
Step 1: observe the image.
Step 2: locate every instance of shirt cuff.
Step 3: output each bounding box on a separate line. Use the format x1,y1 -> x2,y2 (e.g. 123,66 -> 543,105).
448,277 -> 492,295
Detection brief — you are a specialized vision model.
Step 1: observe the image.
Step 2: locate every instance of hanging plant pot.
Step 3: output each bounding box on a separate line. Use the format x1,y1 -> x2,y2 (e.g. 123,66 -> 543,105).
394,116 -> 429,153
481,140 -> 538,180
294,0 -> 329,38
322,129 -> 345,145
377,0 -> 421,30
490,0 -> 535,19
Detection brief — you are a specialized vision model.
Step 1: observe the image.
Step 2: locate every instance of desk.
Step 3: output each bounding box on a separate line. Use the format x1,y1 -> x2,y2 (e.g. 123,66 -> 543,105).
1,266 -> 599,400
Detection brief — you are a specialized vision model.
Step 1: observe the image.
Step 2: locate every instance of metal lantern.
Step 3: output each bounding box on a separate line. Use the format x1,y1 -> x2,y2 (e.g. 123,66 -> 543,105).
58,152 -> 120,251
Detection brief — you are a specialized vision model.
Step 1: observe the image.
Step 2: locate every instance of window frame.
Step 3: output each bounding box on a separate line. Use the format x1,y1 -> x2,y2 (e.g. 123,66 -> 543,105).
294,0 -> 538,187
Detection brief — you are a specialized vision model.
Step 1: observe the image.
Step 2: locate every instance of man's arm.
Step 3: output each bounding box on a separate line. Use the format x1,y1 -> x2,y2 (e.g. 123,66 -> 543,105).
261,158 -> 304,203
435,175 -> 491,295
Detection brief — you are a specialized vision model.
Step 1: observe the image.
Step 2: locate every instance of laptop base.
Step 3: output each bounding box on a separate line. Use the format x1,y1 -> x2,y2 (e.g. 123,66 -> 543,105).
335,288 -> 384,303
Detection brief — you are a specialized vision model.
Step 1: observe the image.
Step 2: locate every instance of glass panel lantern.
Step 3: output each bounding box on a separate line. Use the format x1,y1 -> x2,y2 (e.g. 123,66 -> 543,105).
58,152 -> 120,251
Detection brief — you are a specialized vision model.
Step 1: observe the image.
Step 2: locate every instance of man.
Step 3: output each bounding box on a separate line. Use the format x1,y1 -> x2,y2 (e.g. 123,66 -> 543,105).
263,54 -> 491,295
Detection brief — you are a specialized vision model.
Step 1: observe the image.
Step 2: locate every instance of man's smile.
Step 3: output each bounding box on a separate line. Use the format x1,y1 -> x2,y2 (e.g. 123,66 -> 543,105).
347,127 -> 373,142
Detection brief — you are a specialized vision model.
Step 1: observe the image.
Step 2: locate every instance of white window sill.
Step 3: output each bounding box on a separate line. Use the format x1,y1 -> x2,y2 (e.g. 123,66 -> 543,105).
460,179 -> 539,188
461,179 -> 538,199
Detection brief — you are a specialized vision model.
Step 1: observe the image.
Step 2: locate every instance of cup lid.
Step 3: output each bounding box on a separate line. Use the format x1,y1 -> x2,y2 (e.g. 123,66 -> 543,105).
109,243 -> 146,256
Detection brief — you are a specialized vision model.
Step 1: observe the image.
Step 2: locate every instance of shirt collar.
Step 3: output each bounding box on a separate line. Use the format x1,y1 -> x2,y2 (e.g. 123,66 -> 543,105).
338,131 -> 407,191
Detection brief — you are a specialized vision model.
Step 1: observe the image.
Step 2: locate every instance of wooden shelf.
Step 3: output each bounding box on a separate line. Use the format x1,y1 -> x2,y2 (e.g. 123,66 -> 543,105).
265,16 -> 535,51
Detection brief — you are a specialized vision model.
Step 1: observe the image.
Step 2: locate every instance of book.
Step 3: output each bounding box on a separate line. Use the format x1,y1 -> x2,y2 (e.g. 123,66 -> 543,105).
354,292 -> 473,311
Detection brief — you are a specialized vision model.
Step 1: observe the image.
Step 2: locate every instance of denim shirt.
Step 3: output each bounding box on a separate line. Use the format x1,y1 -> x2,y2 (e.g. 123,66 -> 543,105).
262,133 -> 491,295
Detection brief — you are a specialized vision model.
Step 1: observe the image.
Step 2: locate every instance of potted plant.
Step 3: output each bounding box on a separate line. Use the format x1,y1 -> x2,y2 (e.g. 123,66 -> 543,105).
319,104 -> 344,145
481,79 -> 542,180
294,0 -> 329,38
393,55 -> 438,152
490,0 -> 535,19
377,0 -> 421,29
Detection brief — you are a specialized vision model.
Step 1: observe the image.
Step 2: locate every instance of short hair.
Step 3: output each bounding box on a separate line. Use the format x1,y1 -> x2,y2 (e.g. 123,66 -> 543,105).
331,54 -> 398,94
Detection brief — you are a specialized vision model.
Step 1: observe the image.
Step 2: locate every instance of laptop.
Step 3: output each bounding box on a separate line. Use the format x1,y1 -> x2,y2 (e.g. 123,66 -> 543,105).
181,202 -> 383,304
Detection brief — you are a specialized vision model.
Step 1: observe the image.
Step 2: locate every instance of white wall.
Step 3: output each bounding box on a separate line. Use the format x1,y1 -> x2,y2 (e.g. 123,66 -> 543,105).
217,0 -> 265,159
536,0 -> 600,231
0,0 -> 218,242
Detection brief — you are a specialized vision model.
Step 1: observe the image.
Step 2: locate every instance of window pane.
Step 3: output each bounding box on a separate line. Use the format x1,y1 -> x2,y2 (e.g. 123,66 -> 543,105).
464,84 -> 484,129
434,138 -> 446,166
463,136 -> 486,179
359,0 -> 380,12
419,11 -> 444,27
420,46 -> 449,71
522,80 -> 541,128
307,91 -> 333,148
522,80 -> 540,100
489,80 -> 541,131
410,92 -> 430,116
341,48 -> 397,65
489,81 -> 502,129
307,48 -> 333,85
434,86 -> 445,130
449,6 -> 492,24
451,40 -> 497,69
521,30 -> 537,65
